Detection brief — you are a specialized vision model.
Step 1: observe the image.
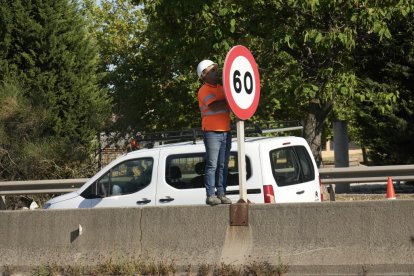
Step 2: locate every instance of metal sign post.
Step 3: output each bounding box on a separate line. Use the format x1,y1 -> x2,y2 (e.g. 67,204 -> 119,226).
237,120 -> 247,202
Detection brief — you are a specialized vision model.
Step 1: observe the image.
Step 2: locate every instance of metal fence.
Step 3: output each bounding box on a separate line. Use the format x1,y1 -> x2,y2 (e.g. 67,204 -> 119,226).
1,165 -> 414,207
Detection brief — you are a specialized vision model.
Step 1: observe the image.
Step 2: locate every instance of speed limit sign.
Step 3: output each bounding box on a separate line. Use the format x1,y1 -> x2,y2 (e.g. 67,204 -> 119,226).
223,45 -> 260,120
223,45 -> 260,205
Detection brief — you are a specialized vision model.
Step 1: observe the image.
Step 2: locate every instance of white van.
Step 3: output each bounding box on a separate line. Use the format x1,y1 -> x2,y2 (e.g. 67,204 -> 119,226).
44,136 -> 321,209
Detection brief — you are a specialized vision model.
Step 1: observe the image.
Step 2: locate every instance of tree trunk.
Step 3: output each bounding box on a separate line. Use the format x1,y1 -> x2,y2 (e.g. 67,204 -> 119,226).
303,100 -> 332,168
303,112 -> 323,168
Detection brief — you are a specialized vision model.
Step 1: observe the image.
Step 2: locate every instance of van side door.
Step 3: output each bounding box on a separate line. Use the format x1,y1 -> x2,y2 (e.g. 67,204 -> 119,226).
156,149 -> 207,206
79,151 -> 159,208
155,145 -> 260,205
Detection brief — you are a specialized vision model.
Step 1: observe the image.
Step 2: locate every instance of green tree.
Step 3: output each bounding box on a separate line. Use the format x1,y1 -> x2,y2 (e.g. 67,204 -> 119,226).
82,0 -> 150,138
136,0 -> 413,165
351,12 -> 414,164
0,81 -> 62,180
0,0 -> 111,180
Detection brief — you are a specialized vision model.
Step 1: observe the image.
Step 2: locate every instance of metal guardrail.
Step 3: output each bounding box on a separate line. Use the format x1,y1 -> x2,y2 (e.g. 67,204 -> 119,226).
0,165 -> 414,196
319,164 -> 414,184
0,178 -> 87,195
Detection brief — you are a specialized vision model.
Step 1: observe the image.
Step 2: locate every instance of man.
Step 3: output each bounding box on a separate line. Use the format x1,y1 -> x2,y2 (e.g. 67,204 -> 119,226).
197,59 -> 232,206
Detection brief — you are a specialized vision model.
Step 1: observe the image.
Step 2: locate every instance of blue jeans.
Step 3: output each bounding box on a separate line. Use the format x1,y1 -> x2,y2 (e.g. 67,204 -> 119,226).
203,131 -> 232,197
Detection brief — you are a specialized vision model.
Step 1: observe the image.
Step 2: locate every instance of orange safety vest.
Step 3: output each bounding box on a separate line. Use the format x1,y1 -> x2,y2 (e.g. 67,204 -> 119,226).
198,83 -> 230,131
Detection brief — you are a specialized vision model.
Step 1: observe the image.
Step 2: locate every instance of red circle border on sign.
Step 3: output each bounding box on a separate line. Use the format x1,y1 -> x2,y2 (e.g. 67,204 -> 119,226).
223,45 -> 260,120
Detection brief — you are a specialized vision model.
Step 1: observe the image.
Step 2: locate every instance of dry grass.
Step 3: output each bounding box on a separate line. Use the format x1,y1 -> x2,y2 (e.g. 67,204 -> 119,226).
18,260 -> 287,276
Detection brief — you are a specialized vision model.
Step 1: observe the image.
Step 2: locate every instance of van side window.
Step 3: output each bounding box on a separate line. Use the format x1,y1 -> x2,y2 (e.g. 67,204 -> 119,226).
81,158 -> 153,198
270,146 -> 315,187
165,153 -> 251,189
226,154 -> 252,187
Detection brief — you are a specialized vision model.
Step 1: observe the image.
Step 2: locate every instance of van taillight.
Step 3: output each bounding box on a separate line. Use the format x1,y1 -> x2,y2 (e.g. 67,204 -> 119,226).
263,185 -> 275,203
319,176 -> 323,201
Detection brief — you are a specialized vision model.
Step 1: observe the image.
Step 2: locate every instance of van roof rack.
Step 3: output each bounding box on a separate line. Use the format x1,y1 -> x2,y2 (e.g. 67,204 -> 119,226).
133,121 -> 303,149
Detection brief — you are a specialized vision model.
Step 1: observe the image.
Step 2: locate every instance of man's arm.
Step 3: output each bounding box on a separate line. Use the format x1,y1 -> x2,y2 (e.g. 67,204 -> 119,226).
208,100 -> 228,111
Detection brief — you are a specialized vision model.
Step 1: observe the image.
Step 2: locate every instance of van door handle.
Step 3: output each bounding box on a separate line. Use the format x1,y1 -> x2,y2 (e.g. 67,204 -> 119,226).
159,197 -> 174,203
136,198 -> 151,205
296,190 -> 305,195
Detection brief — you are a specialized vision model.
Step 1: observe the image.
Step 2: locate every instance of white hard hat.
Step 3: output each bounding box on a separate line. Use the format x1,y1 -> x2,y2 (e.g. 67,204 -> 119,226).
197,59 -> 217,78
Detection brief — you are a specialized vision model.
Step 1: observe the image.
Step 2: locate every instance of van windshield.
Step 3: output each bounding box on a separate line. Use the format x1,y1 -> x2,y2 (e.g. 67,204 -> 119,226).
269,146 -> 315,186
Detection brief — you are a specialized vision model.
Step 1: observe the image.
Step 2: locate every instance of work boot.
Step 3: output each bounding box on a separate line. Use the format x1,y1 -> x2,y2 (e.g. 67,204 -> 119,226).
206,196 -> 221,206
218,194 -> 232,204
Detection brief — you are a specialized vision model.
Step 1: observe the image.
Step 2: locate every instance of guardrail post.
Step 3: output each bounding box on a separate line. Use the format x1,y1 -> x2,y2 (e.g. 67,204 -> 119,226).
0,196 -> 6,210
334,120 -> 350,193
327,185 -> 336,201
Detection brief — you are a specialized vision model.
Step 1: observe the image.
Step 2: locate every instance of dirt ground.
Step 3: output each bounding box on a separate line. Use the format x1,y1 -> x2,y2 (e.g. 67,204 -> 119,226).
323,182 -> 414,201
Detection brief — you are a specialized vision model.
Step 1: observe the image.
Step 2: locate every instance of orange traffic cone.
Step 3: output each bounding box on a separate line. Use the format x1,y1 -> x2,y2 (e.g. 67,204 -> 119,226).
386,176 -> 396,200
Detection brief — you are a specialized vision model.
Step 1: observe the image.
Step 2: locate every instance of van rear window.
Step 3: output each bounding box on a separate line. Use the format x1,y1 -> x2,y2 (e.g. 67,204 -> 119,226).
269,146 -> 315,186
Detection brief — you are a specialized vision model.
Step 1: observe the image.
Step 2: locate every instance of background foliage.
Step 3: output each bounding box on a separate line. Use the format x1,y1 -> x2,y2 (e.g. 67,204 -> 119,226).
1,0 -> 413,187
122,0 -> 413,165
0,0 -> 111,181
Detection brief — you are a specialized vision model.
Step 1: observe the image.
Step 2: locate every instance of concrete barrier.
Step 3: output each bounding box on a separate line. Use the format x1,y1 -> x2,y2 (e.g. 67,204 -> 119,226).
1,200 -> 414,274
